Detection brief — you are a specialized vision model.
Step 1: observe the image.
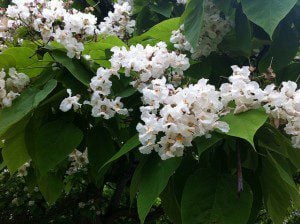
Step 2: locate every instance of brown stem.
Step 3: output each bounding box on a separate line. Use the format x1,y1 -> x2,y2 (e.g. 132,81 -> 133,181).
237,141 -> 243,195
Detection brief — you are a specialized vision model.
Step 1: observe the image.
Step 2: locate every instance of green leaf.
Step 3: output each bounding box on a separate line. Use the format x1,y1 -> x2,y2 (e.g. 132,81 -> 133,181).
277,63 -> 300,82
266,152 -> 300,208
161,178 -> 182,224
99,134 -> 140,173
130,157 -> 147,205
181,168 -> 253,224
194,132 -> 224,156
0,79 -> 57,137
137,155 -> 181,223
34,120 -> 83,175
2,131 -> 30,174
3,47 -> 48,77
258,24 -> 299,72
38,172 -> 63,205
87,126 -> 116,183
213,0 -> 235,16
243,171 -> 263,224
259,152 -> 298,224
84,35 -> 127,54
234,8 -> 252,57
0,54 -> 16,70
129,18 -> 180,46
220,109 -> 268,147
181,0 -> 205,48
51,50 -> 92,86
241,0 -> 297,38
257,124 -> 300,170
149,1 -> 173,18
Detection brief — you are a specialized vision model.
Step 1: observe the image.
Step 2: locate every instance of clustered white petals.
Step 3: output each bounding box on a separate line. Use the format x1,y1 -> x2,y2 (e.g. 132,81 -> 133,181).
137,76 -> 229,160
263,81 -> 300,148
59,89 -> 81,112
170,25 -> 194,53
220,65 -> 266,114
0,68 -> 30,108
66,149 -> 89,175
220,66 -> 300,149
170,0 -> 234,59
86,67 -> 128,119
138,65 -> 300,159
98,2 -> 135,39
5,0 -> 98,58
110,42 -> 190,91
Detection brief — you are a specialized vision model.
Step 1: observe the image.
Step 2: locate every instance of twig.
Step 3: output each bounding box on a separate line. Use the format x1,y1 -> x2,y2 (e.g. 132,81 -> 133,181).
236,141 -> 243,196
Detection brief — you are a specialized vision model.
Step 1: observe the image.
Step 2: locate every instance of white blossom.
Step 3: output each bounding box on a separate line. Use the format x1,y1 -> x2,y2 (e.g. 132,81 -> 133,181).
109,42 -> 190,91
98,2 -> 135,39
59,89 -> 81,112
5,0 -> 99,58
137,77 -> 229,160
0,68 -> 29,109
220,65 -> 266,114
86,67 -> 128,119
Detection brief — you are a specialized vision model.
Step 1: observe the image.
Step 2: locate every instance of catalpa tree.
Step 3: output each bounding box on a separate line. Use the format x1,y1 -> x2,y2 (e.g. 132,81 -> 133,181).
0,0 -> 299,223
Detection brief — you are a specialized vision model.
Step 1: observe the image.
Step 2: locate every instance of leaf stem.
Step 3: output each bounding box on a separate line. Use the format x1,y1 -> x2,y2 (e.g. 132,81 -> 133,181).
237,141 -> 243,195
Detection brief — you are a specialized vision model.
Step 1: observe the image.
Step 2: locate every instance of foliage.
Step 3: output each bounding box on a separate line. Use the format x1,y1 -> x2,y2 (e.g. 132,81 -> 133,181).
0,0 -> 299,223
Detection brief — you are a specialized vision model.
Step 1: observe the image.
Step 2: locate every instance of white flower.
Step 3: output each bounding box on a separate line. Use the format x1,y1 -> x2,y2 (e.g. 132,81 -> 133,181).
110,42 -> 190,91
87,67 -> 128,119
59,89 -> 81,112
6,67 -> 30,92
220,66 -> 266,114
0,68 -> 29,109
137,77 -> 229,160
98,2 -> 135,39
5,0 -> 99,58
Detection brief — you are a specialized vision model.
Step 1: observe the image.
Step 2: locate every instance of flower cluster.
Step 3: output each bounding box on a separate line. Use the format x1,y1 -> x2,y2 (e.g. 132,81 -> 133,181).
170,0 -> 234,59
137,65 -> 300,159
63,42 -> 189,119
137,77 -> 229,160
170,25 -> 194,53
0,68 -> 30,108
110,42 -> 190,91
264,81 -> 300,148
5,0 -> 98,58
0,15 -> 10,43
220,66 -> 300,149
98,2 -> 135,39
220,65 -> 265,114
86,67 -> 128,119
66,149 -> 89,176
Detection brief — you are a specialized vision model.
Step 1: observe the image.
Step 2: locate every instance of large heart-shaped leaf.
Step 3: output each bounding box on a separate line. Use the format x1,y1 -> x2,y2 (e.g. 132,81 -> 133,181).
241,0 -> 297,38
181,168 -> 253,224
220,109 -> 268,147
137,155 -> 181,223
33,120 -> 83,175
